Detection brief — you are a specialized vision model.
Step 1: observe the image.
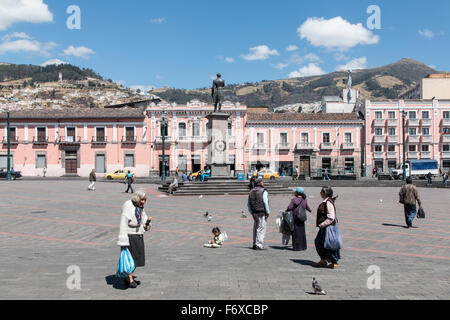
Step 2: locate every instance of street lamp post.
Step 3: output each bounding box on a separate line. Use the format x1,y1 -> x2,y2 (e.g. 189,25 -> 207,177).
161,111 -> 168,182
6,111 -> 11,181
401,111 -> 407,181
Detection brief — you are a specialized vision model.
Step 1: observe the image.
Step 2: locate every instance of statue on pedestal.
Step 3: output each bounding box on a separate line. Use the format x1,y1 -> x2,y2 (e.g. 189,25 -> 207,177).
212,73 -> 225,112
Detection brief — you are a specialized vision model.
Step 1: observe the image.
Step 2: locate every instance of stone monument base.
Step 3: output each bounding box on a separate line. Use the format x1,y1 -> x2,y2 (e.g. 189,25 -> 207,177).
210,163 -> 231,178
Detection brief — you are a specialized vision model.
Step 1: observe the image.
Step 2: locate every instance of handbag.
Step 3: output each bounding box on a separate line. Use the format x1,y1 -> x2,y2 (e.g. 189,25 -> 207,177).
417,206 -> 426,219
116,248 -> 135,278
294,199 -> 308,223
281,211 -> 295,235
324,221 -> 343,250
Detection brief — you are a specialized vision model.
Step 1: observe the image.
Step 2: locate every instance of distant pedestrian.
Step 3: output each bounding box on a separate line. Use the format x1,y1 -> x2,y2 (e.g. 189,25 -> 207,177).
117,190 -> 152,288
293,166 -> 299,181
323,168 -> 331,181
248,176 -> 256,190
443,171 -> 448,187
372,167 -> 377,178
168,176 -> 179,195
286,187 -> 312,252
124,171 -> 134,193
315,186 -> 340,269
247,179 -> 270,250
175,167 -> 179,177
88,169 -> 96,191
399,177 -> 422,228
426,172 -> 433,186
43,166 -> 47,178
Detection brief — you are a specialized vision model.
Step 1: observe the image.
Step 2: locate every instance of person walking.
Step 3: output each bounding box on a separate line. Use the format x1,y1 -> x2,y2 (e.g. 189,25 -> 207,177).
124,171 -> 135,193
117,190 -> 152,288
314,186 -> 340,269
399,177 -> 422,228
293,166 -> 299,181
323,168 -> 331,181
372,167 -> 377,178
247,179 -> 270,250
426,172 -> 433,186
88,169 -> 96,191
443,171 -> 448,187
248,176 -> 257,190
286,187 -> 312,251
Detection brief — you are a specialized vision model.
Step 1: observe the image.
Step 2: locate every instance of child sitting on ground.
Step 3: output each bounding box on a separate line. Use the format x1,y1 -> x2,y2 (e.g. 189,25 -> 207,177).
204,227 -> 227,248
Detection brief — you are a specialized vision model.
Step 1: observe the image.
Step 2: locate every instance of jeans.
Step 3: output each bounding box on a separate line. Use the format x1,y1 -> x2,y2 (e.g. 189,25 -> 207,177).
315,228 -> 340,264
126,182 -> 134,193
404,204 -> 417,227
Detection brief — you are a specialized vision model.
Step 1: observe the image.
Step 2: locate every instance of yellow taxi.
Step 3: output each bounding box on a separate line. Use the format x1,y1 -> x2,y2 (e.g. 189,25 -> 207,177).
258,168 -> 279,180
104,170 -> 136,180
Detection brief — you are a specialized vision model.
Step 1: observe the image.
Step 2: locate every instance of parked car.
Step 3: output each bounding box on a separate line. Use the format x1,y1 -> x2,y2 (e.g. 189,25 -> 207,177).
0,169 -> 22,180
104,170 -> 136,180
258,168 -> 280,180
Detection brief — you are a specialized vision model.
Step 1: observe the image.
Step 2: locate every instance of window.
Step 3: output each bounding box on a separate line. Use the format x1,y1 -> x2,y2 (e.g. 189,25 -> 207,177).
344,133 -> 352,143
36,154 -> 46,168
388,128 -> 396,136
443,128 -> 450,134
192,123 -> 200,137
257,133 -> 265,144
388,145 -> 396,152
408,128 -> 417,135
388,111 -> 396,119
375,145 -> 383,152
409,145 -> 417,152
345,158 -> 354,172
8,127 -> 16,141
323,133 -> 330,143
375,111 -> 383,119
280,133 -> 288,144
301,133 -> 309,143
375,128 -> 383,136
124,153 -> 135,168
422,111 -> 430,119
388,160 -> 397,169
443,111 -> 450,119
0,154 -> 13,170
96,127 -> 105,142
422,128 -> 430,135
125,127 -> 135,142
322,158 -> 331,169
66,127 -> 76,142
422,145 -> 430,152
409,111 -> 417,119
443,145 -> 450,152
178,123 -> 186,137
37,127 -> 46,142
160,122 -> 169,137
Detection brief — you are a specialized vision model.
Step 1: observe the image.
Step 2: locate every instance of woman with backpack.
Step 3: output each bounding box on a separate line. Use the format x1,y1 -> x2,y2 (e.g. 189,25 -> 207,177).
286,187 -> 312,251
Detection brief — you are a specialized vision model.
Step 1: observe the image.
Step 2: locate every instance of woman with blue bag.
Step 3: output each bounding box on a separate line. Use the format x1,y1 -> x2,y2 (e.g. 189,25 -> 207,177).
117,190 -> 152,288
314,186 -> 342,269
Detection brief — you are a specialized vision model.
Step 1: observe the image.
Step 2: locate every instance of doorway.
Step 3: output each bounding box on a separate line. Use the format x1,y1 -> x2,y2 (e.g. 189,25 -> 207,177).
65,151 -> 78,174
159,155 -> 170,177
96,154 -> 106,174
299,157 -> 311,177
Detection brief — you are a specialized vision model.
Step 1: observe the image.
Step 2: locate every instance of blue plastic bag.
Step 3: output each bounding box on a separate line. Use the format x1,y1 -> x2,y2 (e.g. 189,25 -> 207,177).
116,248 -> 135,278
324,223 -> 343,250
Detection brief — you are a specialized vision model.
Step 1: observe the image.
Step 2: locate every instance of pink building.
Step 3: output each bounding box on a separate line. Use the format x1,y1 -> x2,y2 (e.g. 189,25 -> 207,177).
365,99 -> 450,173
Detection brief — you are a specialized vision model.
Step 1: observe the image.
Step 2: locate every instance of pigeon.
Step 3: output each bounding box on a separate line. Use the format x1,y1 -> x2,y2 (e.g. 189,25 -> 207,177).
312,278 -> 327,295
207,216 -> 212,222
241,211 -> 247,218
199,195 -> 203,199
204,212 -> 209,217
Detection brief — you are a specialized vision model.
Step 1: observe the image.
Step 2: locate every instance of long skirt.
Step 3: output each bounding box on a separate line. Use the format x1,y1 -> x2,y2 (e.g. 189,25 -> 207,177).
292,222 -> 307,251
315,228 -> 340,264
127,234 -> 145,268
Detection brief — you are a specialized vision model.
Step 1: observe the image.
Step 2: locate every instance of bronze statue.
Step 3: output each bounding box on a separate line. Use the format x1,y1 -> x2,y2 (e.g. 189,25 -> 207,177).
212,73 -> 225,112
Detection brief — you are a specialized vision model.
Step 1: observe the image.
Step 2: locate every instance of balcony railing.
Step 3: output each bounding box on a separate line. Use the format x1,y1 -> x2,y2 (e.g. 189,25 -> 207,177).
276,143 -> 290,150
421,135 -> 433,143
442,151 -> 450,159
2,137 -> 18,145
408,135 -> 420,143
33,137 -> 49,145
421,151 -> 431,159
342,142 -> 355,150
387,119 -> 398,127
407,119 -> 420,127
92,136 -> 107,144
253,143 -> 267,151
296,142 -> 315,150
58,136 -> 81,144
421,119 -> 432,127
442,118 -> 450,127
321,142 -> 333,150
387,135 -> 398,143
122,136 -> 137,144
374,152 -> 384,159
155,136 -> 173,144
408,152 -> 418,159
373,135 -> 386,143
442,135 -> 450,143
373,119 -> 385,127
387,152 -> 397,159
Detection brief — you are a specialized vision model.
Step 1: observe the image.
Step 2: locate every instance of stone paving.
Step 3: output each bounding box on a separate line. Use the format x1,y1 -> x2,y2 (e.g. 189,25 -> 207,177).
0,180 -> 449,300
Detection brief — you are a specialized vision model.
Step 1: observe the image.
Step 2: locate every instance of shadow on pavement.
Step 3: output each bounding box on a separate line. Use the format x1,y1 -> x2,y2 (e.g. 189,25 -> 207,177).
291,259 -> 317,267
269,246 -> 294,251
382,223 -> 408,229
105,275 -> 128,290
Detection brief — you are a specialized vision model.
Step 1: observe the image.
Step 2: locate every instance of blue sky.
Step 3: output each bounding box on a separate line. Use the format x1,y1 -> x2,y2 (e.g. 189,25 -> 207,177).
0,0 -> 449,90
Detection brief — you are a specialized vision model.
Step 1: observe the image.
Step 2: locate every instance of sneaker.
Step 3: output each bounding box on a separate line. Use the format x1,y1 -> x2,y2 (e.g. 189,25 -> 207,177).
254,246 -> 267,251
128,281 -> 138,288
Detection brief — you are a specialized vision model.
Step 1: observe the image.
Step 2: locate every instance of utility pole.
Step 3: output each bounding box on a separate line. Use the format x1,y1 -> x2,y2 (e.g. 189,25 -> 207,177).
161,111 -> 168,182
6,111 -> 11,181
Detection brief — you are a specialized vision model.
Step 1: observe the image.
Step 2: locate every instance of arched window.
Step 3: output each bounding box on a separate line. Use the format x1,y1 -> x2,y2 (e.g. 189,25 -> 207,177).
178,123 -> 186,137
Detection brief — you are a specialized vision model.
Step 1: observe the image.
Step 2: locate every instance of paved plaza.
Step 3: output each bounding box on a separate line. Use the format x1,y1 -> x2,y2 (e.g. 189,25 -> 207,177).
0,180 -> 449,300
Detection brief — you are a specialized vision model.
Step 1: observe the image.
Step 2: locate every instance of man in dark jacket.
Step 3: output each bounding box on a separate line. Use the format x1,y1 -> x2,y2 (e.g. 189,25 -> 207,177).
247,179 -> 270,250
399,177 -> 422,228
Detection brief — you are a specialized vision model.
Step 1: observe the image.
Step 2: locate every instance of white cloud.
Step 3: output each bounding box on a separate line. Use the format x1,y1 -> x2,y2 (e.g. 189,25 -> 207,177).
241,45 -> 279,61
41,58 -> 67,67
334,52 -> 349,61
336,57 -> 367,71
418,29 -> 434,39
286,45 -> 298,52
0,0 -> 53,30
225,57 -> 235,63
304,53 -> 321,62
63,45 -> 95,58
273,62 -> 289,70
150,17 -> 166,24
288,63 -> 326,78
0,33 -> 56,56
297,16 -> 379,51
